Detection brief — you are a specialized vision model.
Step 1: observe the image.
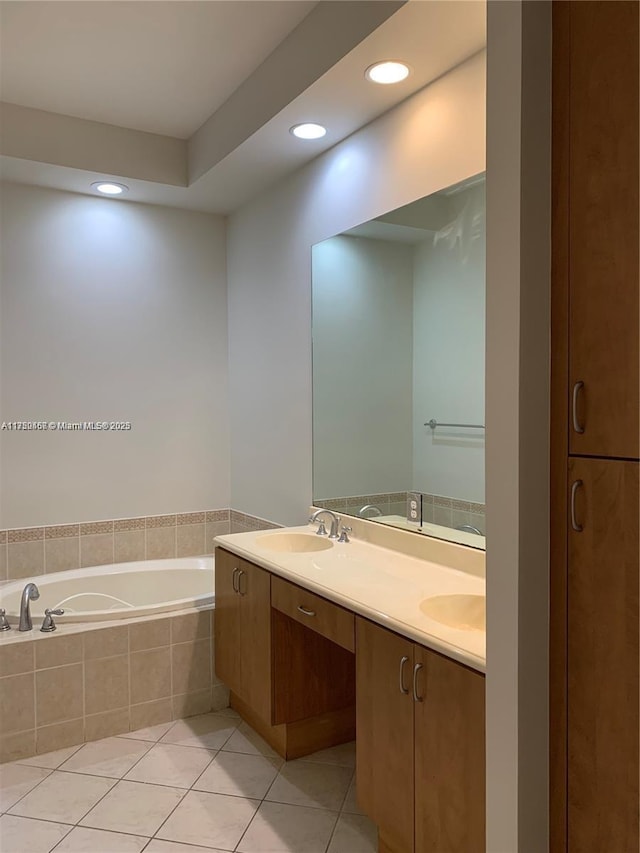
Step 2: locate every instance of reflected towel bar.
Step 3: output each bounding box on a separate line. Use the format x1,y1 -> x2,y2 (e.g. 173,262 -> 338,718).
425,419 -> 485,430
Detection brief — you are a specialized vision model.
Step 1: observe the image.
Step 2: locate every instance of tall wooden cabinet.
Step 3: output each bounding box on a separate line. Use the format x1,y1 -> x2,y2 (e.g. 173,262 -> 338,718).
567,459 -> 639,851
551,3 -> 640,850
356,618 -> 485,853
567,2 -> 639,459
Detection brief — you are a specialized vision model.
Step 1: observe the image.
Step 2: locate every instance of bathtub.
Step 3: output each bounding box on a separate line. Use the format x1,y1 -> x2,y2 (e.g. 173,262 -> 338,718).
0,556 -> 214,624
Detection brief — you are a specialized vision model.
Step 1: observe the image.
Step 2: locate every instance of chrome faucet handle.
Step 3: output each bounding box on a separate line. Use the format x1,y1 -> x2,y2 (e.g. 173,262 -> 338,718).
0,609 -> 11,631
338,526 -> 352,543
315,520 -> 328,536
40,608 -> 64,633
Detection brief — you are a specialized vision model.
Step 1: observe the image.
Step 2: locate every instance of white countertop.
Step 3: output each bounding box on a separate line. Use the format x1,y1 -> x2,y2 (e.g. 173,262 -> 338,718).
214,525 -> 486,673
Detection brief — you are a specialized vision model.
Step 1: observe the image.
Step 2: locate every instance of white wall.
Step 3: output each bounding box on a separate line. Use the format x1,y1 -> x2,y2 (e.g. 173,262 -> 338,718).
0,183 -> 229,528
227,50 -> 486,525
311,235 -> 413,499
485,1 -> 551,850
412,181 -> 485,503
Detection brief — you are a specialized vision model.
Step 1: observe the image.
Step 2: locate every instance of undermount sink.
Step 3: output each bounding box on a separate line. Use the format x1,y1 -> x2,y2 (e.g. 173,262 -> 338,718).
419,594 -> 485,632
255,532 -> 334,554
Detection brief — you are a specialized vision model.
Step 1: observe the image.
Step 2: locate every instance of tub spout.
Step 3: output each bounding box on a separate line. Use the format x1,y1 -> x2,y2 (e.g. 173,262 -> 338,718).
18,582 -> 40,631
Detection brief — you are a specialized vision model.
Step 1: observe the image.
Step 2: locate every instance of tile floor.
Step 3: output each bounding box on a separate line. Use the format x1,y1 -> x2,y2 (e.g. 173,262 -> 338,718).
0,708 -> 376,853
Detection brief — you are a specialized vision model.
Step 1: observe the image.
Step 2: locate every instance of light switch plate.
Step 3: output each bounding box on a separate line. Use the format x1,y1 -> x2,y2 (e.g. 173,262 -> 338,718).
407,491 -> 422,525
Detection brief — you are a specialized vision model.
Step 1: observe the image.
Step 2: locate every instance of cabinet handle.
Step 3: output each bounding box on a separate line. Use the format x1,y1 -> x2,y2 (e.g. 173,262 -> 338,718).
297,605 -> 316,617
398,656 -> 410,695
412,663 -> 424,702
572,381 -> 585,434
232,568 -> 239,593
570,480 -> 584,532
237,570 -> 246,595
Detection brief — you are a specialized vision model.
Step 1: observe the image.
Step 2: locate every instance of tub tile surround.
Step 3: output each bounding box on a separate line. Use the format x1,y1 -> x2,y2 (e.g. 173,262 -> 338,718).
0,508 -> 280,581
0,711 -> 374,853
0,610 -> 229,764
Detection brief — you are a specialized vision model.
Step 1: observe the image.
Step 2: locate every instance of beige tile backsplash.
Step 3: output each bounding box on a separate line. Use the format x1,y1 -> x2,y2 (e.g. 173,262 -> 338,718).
0,608 -> 227,763
1,508 -> 235,581
315,492 -> 485,535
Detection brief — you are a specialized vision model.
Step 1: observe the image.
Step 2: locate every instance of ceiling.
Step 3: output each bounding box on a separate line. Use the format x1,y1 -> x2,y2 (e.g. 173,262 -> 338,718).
0,0 -> 486,214
0,1 -> 317,138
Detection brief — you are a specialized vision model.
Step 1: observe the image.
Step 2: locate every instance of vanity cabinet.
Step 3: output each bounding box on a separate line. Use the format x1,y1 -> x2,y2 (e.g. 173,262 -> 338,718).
356,617 -> 415,853
356,618 -> 485,853
214,548 -> 271,721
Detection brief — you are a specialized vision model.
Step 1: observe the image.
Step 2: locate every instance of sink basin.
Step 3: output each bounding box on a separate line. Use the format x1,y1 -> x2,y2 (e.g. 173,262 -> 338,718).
419,594 -> 485,631
255,532 -> 334,553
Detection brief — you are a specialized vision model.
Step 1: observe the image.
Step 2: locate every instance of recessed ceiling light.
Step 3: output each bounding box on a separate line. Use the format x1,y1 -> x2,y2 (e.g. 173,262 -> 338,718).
91,181 -> 129,196
290,123 -> 327,140
365,61 -> 411,85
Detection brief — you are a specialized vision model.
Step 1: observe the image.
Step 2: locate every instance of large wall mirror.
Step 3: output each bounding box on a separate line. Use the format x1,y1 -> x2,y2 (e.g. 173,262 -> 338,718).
312,173 -> 485,550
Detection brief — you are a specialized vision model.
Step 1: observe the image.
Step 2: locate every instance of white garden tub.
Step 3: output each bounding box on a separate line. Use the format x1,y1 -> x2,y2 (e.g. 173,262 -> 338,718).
0,556 -> 214,623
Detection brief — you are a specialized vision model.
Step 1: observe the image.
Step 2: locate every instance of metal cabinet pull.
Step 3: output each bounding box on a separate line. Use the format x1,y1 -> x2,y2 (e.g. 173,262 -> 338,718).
572,381 -> 585,434
570,480 -> 584,532
232,568 -> 239,593
412,662 -> 424,702
398,656 -> 410,695
297,605 -> 315,617
237,570 -> 246,596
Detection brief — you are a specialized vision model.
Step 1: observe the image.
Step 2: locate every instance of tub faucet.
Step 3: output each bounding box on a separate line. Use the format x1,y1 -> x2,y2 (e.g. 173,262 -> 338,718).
18,583 -> 40,631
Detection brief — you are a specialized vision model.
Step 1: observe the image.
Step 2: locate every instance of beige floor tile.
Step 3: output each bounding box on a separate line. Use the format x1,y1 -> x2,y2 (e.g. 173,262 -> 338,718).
304,741 -> 356,767
54,826 -> 148,852
327,813 -> 378,853
160,713 -> 238,750
221,722 -> 280,759
124,743 -> 214,788
237,801 -> 338,853
8,771 -> 115,824
144,840 -> 228,853
193,751 -> 282,799
265,760 -> 353,811
156,790 -> 259,850
80,779 -> 184,837
341,776 -> 365,815
58,737 -> 151,778
0,764 -> 51,812
0,814 -> 71,853
15,744 -> 82,770
212,705 -> 240,719
118,721 -> 174,743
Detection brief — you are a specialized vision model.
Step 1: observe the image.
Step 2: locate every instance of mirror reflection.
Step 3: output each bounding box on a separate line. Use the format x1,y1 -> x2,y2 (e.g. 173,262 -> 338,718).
312,174 -> 485,549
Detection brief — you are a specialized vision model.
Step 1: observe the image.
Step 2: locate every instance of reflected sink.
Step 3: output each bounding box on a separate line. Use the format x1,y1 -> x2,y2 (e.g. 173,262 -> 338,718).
255,532 -> 334,553
419,594 -> 485,631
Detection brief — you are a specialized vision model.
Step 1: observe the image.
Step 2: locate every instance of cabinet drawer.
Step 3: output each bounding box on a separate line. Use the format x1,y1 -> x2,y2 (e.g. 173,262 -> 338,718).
271,576 -> 355,652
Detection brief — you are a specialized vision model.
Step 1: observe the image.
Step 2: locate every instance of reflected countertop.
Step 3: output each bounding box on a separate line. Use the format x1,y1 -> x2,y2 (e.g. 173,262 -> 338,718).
214,524 -> 486,673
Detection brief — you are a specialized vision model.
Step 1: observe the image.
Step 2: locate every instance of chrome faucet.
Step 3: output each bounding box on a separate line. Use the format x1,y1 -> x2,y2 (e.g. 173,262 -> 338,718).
308,509 -> 340,539
18,583 -> 40,631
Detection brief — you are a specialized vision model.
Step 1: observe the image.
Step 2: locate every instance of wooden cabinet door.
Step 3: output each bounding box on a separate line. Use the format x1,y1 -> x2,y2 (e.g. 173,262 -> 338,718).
568,1 -> 639,459
414,647 -> 485,853
356,617 -> 414,853
567,458 -> 639,851
238,559 -> 272,721
214,548 -> 241,693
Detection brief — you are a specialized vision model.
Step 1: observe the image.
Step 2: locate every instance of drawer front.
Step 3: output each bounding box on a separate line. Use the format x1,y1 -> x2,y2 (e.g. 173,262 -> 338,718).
271,576 -> 355,652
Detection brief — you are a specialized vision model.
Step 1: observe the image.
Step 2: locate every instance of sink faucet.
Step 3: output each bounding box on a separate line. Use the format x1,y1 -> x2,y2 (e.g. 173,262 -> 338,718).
18,582 -> 40,631
308,509 -> 340,539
